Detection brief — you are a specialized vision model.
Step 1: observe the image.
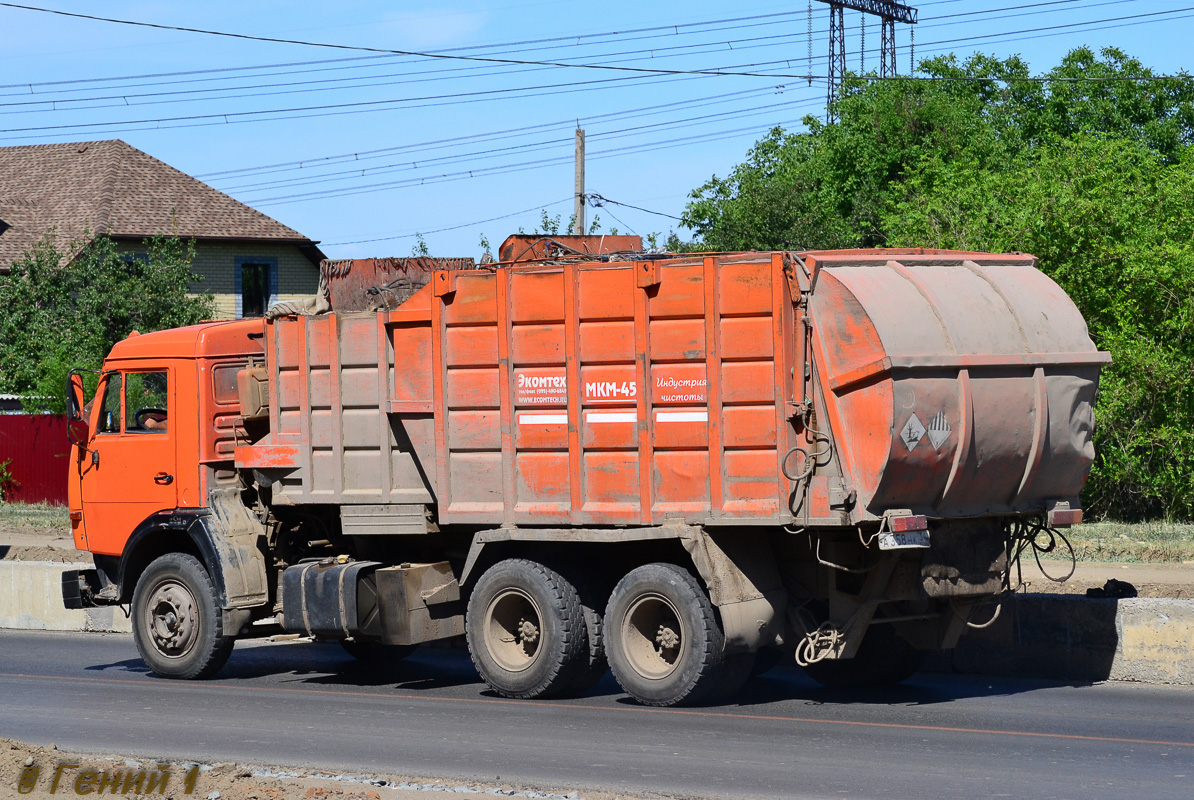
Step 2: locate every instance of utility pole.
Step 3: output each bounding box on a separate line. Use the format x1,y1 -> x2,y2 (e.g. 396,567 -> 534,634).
573,128 -> 586,236
814,0 -> 917,122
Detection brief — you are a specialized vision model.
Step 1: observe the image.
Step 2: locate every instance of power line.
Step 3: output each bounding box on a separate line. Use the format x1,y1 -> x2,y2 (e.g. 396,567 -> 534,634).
322,197 -> 573,246
0,28 -> 816,113
587,193 -> 684,221
188,0 -> 1149,184
251,109 -> 822,205
0,54 -> 829,136
0,63 -> 795,142
0,2 -> 879,80
222,97 -> 815,194
0,0 -> 1131,111
0,9 -> 815,93
0,23 -> 818,109
2,4 -> 1189,138
3,4 -> 1190,147
6,1 -> 1179,85
197,85 -> 781,179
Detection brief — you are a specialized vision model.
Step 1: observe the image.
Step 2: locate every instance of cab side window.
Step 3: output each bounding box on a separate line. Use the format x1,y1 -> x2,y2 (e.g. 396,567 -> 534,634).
125,372 -> 169,433
96,374 -> 122,434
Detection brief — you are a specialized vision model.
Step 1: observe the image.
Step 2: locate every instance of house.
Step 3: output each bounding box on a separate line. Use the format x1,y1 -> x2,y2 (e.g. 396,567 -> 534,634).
0,139 -> 325,318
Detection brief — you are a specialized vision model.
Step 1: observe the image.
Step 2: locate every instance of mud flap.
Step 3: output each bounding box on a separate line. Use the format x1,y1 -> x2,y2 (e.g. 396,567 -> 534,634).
61,569 -> 99,609
681,530 -> 787,654
199,489 -> 270,609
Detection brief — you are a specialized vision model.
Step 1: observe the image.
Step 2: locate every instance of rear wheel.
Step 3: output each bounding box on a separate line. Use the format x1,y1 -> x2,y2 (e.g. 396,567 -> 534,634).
706,652 -> 757,703
800,624 -> 927,689
466,559 -> 589,699
604,563 -> 726,707
131,553 -> 234,679
557,568 -> 609,695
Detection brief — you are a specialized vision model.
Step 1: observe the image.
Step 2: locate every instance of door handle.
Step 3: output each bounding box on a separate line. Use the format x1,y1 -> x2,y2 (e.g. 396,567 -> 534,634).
154,472 -> 174,485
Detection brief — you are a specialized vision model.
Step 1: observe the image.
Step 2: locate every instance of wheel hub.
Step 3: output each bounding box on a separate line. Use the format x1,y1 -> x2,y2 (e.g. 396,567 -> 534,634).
623,593 -> 685,680
485,589 -> 543,672
146,581 -> 199,658
517,618 -> 540,645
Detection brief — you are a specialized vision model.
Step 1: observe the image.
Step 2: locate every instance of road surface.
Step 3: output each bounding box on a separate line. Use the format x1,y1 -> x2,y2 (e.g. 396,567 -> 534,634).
2,631 -> 1191,799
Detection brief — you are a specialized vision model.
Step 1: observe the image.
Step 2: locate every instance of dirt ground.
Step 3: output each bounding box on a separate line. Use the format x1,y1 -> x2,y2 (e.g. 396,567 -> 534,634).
0,505 -> 82,564
1,738 -> 665,800
1018,559 -> 1194,598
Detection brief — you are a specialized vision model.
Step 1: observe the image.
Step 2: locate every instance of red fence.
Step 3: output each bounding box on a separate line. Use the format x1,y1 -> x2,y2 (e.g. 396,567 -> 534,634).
0,415 -> 69,505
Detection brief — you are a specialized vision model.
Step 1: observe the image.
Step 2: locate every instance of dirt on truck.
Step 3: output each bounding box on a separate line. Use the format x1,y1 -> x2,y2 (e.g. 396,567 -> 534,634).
59,235 -> 1110,706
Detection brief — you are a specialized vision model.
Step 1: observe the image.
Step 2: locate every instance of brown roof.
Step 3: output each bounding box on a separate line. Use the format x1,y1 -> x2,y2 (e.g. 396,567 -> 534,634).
0,139 -> 324,269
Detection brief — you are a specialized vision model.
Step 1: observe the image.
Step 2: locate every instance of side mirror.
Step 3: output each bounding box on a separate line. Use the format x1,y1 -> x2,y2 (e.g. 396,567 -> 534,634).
66,371 -> 90,445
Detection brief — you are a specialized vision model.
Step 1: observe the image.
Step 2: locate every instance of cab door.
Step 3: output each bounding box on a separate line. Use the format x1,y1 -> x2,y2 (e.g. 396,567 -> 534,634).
81,367 -> 177,556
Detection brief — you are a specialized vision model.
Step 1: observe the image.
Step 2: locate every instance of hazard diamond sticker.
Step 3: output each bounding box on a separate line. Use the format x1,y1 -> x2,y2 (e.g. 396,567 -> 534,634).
926,411 -> 952,450
900,413 -> 926,452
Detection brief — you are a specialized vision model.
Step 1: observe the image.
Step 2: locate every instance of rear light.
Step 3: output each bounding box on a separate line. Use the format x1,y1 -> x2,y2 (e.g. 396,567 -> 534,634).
1047,506 -> 1083,528
889,514 -> 927,532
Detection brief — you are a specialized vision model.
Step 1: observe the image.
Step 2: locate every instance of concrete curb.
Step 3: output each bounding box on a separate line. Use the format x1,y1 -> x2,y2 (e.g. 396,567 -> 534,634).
944,593 -> 1194,685
1,561 -> 1191,685
0,561 -> 131,633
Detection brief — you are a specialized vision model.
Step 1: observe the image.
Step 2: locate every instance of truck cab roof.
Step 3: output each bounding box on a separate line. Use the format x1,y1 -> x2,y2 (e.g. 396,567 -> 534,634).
106,318 -> 265,362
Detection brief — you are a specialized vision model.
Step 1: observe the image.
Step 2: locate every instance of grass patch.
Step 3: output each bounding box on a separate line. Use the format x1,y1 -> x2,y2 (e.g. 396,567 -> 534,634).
1043,521 -> 1194,564
1,503 -> 1189,563
0,502 -> 69,529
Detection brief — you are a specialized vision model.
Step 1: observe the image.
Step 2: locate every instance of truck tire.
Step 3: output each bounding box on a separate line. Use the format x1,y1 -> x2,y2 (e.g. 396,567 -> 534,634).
800,625 -> 927,689
706,652 -> 757,704
466,559 -> 589,699
340,639 -> 418,663
555,568 -> 608,695
604,562 -> 726,707
131,553 -> 234,680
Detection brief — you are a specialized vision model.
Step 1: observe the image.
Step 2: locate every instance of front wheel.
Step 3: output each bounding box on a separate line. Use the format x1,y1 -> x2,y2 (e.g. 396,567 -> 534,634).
131,553 -> 234,679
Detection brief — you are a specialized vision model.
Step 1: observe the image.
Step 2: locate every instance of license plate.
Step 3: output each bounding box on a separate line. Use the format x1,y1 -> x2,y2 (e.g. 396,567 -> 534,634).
878,530 -> 931,550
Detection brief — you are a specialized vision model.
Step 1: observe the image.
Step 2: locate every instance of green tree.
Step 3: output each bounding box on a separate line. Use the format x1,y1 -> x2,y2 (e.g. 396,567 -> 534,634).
683,48 -> 1194,251
884,137 -> 1194,520
681,47 -> 1194,520
0,232 -> 215,412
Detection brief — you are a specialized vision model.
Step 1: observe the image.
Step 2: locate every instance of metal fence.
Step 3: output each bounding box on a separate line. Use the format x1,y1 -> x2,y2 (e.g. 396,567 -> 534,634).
0,414 -> 68,505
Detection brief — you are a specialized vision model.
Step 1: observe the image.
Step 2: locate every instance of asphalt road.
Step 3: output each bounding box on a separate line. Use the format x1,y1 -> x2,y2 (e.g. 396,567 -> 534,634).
2,631 -> 1192,800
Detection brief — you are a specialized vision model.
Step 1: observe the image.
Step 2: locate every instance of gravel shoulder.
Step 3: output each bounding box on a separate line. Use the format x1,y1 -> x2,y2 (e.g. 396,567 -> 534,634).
3,738 -> 666,800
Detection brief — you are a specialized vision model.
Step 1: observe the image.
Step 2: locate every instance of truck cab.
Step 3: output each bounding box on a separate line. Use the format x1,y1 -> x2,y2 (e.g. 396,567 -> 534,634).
65,320 -> 267,677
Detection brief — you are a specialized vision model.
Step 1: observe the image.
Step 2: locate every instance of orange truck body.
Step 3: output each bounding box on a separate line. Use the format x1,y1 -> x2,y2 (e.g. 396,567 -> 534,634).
63,236 -> 1109,703
234,246 -> 1104,527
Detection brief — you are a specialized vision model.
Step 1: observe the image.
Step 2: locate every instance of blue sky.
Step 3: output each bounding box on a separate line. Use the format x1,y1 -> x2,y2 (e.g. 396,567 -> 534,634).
2,1 -> 1191,259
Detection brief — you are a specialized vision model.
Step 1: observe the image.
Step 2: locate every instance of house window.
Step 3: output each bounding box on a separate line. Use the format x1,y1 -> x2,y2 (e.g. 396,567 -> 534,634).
235,257 -> 278,318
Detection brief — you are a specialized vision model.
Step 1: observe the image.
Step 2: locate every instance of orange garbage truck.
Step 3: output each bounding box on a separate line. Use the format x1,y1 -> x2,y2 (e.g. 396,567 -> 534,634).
62,236 -> 1109,706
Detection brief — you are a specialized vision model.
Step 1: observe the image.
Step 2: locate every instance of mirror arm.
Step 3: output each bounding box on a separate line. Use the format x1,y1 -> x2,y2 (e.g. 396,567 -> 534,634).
65,367 -> 102,453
